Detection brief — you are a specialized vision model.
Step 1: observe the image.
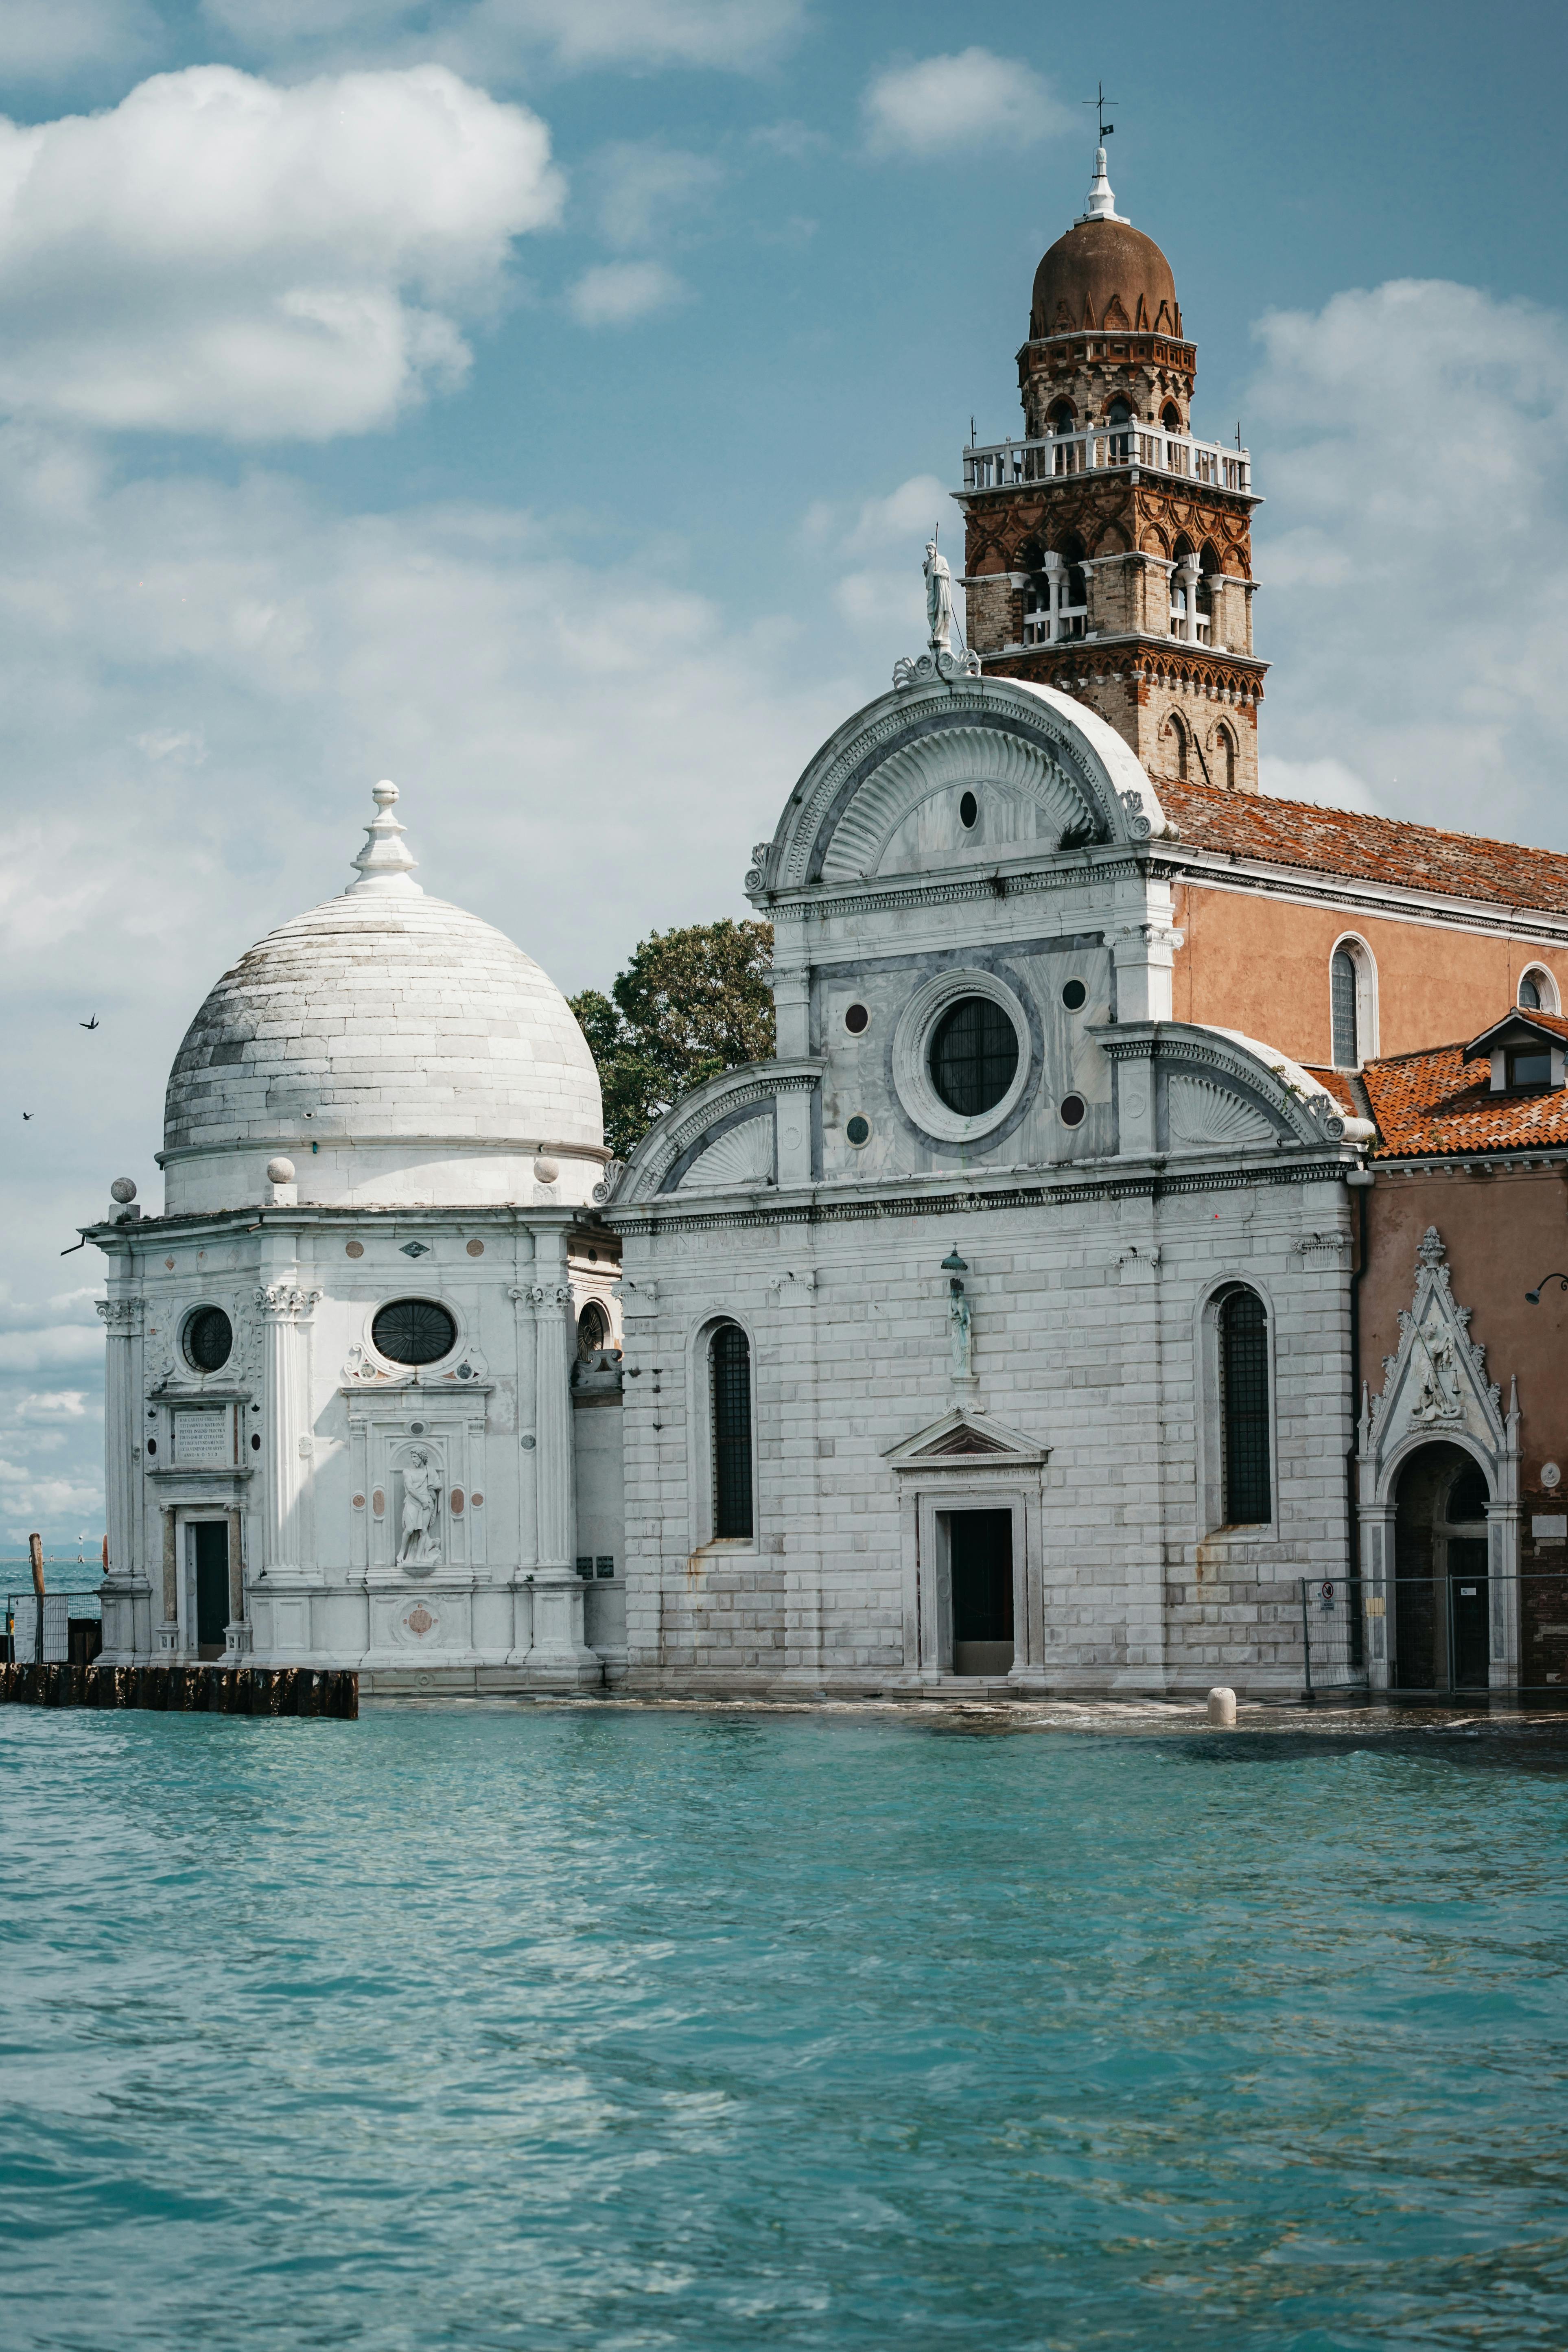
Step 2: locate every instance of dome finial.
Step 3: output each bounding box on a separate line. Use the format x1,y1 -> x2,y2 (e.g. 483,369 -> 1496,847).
346,780 -> 423,897
1076,145 -> 1128,226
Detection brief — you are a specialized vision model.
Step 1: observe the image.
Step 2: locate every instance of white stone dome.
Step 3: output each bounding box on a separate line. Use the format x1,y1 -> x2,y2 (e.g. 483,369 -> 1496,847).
161,784 -> 604,1214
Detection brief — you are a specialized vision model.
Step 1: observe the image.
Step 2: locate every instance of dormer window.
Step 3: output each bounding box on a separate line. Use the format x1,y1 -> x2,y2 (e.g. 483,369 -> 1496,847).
1508,1047 -> 1553,1089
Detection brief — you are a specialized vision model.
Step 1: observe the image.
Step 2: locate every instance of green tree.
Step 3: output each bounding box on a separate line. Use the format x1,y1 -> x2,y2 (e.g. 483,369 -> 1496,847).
569,918 -> 775,1161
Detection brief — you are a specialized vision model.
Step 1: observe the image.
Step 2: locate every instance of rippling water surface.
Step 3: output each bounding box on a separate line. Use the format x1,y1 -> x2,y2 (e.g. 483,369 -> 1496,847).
4,1703 -> 1568,2351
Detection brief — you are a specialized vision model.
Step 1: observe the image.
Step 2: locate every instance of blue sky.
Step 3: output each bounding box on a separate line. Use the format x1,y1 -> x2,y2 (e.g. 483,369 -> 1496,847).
1,0 -> 1565,1536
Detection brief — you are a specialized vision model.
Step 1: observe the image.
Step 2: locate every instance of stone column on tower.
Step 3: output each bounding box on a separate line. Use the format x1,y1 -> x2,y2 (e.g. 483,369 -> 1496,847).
257,1276 -> 320,1579
524,1226 -> 600,1686
97,1290 -> 150,1662
956,145 -> 1268,792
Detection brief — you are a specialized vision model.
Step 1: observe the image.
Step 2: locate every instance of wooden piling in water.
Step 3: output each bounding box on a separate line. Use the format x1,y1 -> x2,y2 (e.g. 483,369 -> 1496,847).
0,1662 -> 357,1718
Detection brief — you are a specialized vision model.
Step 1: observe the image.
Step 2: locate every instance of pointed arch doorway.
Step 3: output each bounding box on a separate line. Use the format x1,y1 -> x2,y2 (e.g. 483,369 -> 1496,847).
1393,1443 -> 1491,1691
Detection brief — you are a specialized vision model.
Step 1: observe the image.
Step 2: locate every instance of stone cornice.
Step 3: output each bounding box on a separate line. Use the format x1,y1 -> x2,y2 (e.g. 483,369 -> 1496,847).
604,1151 -> 1354,1241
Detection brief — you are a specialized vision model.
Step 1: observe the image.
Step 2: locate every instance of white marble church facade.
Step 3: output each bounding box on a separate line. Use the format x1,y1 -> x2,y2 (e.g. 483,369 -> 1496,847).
93,676 -> 1373,1696
607,665 -> 1370,1695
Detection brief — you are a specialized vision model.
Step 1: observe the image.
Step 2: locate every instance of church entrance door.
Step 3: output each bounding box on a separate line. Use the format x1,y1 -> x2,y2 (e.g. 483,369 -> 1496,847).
191,1521 -> 230,1661
1392,1443 -> 1491,1692
948,1509 -> 1014,1676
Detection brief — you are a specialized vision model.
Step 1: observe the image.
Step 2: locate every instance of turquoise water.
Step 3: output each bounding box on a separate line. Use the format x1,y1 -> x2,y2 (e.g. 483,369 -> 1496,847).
4,1705 -> 1568,2352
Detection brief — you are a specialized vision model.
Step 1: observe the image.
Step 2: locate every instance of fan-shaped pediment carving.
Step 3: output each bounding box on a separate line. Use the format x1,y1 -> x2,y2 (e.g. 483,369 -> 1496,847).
1167,1075 -> 1277,1150
676,1113 -> 775,1191
820,726 -> 1093,883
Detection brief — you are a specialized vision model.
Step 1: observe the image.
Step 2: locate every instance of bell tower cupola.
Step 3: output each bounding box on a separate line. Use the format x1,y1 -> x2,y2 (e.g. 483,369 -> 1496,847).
957,147 -> 1267,793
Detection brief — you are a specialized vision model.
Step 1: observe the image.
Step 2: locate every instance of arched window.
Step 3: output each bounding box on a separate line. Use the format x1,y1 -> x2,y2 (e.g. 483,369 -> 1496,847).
711,1323 -> 753,1540
1161,401 -> 1182,434
1107,395 -> 1133,459
577,1301 -> 610,1360
1213,721 -> 1238,790
1048,400 -> 1075,434
1519,967 -> 1559,1012
1219,1288 -> 1271,1526
1161,710 -> 1189,783
1330,948 -> 1358,1066
1330,939 -> 1377,1067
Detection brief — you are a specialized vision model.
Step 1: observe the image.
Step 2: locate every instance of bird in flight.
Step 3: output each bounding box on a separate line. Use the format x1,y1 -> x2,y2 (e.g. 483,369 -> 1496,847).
80,1016 -> 99,1030
22,1110 -> 34,1120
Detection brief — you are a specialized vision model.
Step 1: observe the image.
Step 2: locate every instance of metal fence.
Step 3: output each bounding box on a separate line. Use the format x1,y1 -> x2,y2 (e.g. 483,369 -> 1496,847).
1301,1573 -> 1568,1696
4,1593 -> 102,1668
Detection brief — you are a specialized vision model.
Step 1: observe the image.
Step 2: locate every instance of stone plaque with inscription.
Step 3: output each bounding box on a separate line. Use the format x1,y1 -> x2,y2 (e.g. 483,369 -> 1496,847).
175,1410 -> 230,1466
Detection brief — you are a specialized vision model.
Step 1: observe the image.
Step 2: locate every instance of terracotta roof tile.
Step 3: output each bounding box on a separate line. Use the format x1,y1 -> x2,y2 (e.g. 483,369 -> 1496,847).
1161,781 -> 1568,914
1361,1021 -> 1568,1159
1300,1066 -> 1360,1115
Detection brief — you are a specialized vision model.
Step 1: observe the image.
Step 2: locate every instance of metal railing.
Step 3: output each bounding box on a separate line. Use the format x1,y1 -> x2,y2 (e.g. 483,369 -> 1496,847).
963,424 -> 1251,496
1301,1574 -> 1568,1697
4,1591 -> 101,1667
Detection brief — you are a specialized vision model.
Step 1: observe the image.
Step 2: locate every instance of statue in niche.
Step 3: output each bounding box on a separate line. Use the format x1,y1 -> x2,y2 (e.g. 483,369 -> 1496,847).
1410,1330 -> 1463,1425
398,1449 -> 444,1569
924,539 -> 955,652
948,1278 -> 973,1383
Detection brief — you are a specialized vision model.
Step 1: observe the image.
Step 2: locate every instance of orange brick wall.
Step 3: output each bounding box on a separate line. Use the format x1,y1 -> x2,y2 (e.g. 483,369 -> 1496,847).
1360,1170 -> 1568,1506
1171,881 -> 1568,1067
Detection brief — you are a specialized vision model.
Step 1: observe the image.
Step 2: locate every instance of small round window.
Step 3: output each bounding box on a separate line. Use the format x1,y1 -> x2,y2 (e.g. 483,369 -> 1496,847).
959,790 -> 978,829
1061,978 -> 1087,1011
846,1115 -> 870,1146
844,1003 -> 870,1035
184,1306 -> 232,1373
372,1298 -> 457,1366
929,997 -> 1019,1117
1060,1094 -> 1087,1128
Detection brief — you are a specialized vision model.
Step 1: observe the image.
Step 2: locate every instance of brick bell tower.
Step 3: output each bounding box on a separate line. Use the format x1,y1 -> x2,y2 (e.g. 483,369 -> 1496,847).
957,148 -> 1267,793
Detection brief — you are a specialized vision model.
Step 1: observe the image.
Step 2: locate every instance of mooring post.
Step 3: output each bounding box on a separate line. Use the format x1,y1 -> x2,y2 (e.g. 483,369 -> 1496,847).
28,1533 -> 44,1666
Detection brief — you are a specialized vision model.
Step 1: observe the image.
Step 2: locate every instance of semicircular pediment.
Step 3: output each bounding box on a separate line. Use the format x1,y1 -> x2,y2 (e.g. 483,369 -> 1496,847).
761,678 -> 1167,898
819,724 -> 1091,882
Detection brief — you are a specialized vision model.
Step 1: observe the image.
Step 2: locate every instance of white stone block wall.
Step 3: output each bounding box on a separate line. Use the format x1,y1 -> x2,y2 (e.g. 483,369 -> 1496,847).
618,1175 -> 1354,1694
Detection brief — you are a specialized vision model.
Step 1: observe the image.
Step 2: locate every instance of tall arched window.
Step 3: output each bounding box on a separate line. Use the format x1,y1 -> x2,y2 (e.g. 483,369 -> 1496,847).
1161,710 -> 1190,783
1213,722 -> 1238,789
1219,1288 -> 1271,1526
1331,946 -> 1359,1067
711,1323 -> 754,1540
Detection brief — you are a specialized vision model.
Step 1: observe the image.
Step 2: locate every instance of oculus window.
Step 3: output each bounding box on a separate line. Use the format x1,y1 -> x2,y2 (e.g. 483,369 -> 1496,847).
711,1323 -> 753,1540
372,1299 -> 457,1366
1219,1287 -> 1271,1525
929,996 -> 1019,1117
184,1307 -> 232,1374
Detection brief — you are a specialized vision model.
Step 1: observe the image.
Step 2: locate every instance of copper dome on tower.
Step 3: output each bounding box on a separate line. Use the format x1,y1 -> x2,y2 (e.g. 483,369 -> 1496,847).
1029,150 -> 1180,340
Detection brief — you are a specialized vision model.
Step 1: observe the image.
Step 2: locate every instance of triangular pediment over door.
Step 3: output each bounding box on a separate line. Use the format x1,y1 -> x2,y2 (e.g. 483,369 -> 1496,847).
883,1406 -> 1050,1474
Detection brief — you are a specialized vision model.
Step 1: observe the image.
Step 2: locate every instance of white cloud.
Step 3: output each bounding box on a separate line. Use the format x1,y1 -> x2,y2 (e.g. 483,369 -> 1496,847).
863,50 -> 1069,160
0,1327 -> 103,1373
1249,279 -> 1568,845
595,143 -> 723,251
199,0 -> 806,74
0,0 -> 160,86
0,66 -> 564,442
569,260 -> 687,327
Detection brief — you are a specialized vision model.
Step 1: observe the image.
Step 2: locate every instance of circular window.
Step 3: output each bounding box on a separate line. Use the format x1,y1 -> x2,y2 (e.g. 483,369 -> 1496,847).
844,1003 -> 870,1035
959,790 -> 978,829
577,1302 -> 610,1360
372,1298 -> 457,1366
1061,978 -> 1087,1011
184,1306 -> 232,1373
929,997 -> 1019,1117
1060,1095 -> 1087,1128
846,1115 -> 870,1147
